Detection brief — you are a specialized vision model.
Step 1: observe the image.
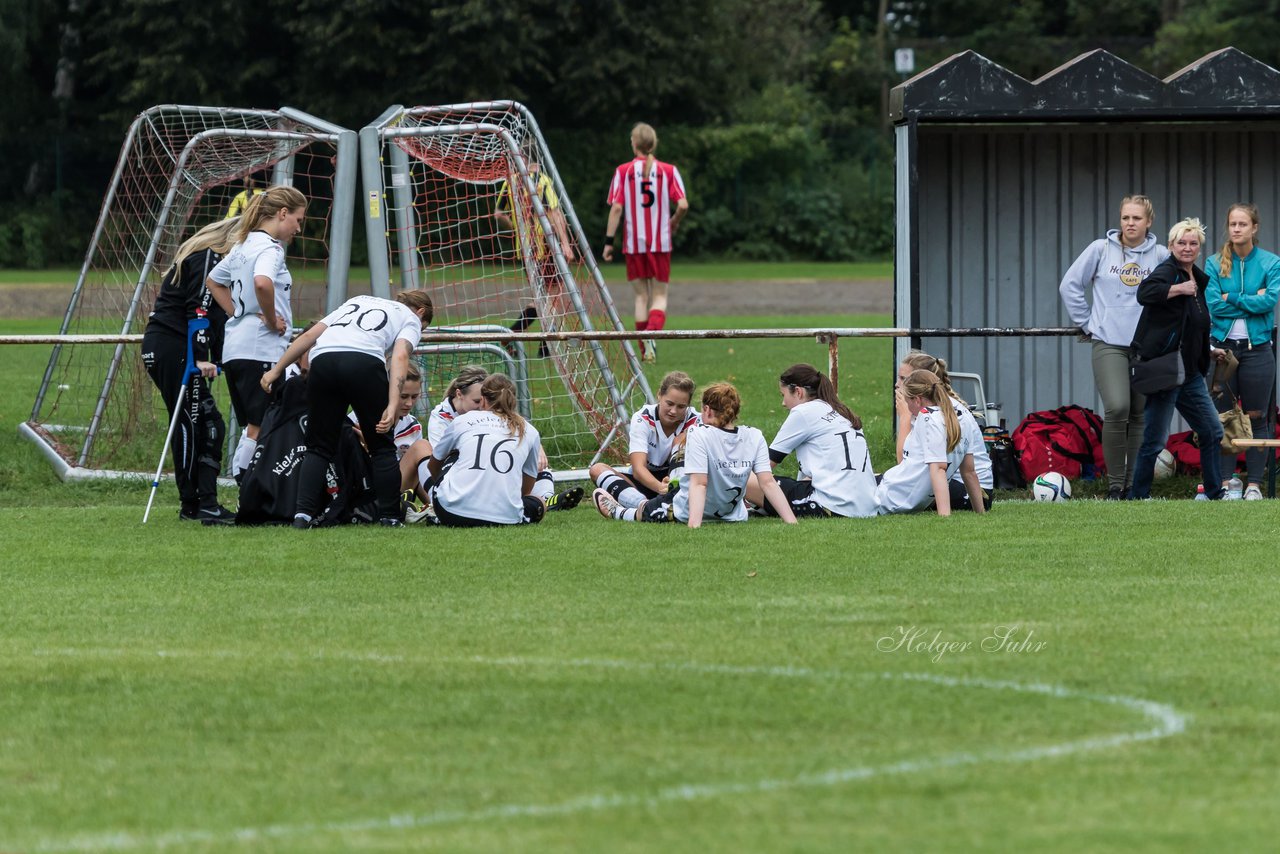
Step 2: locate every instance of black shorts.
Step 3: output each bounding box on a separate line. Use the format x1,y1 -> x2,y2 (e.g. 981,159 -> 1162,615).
759,476 -> 835,518
637,490 -> 676,523
434,494 -> 545,527
948,479 -> 995,512
223,359 -> 274,427
628,463 -> 671,501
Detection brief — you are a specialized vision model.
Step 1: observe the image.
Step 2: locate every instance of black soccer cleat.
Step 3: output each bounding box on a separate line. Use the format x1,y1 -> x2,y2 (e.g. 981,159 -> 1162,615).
378,517 -> 406,528
546,486 -> 585,512
196,505 -> 236,526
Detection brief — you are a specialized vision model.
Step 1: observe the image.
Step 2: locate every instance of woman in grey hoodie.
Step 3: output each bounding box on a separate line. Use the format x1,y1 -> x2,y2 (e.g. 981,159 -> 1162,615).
1059,195 -> 1170,499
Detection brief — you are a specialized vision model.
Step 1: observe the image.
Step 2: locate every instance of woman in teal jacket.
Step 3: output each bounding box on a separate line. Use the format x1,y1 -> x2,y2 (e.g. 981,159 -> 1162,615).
1205,202 -> 1280,499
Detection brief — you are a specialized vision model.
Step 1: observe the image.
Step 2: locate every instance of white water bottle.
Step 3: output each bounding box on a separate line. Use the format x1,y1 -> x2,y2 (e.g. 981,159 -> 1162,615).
1227,476 -> 1244,500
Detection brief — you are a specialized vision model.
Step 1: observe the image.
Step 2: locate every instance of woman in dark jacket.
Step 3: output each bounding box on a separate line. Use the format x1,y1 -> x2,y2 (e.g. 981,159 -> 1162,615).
141,217 -> 238,523
1128,217 -> 1226,499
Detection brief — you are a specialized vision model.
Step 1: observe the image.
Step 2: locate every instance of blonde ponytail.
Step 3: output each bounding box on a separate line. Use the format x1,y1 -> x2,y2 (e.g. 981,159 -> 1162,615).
480,373 -> 525,442
902,369 -> 961,452
631,123 -> 658,179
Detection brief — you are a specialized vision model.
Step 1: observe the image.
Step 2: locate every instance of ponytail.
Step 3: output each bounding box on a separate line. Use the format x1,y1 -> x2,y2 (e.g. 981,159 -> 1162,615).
480,373 -> 525,442
395,289 -> 434,323
166,217 -> 241,280
631,122 -> 658,179
237,185 -> 307,243
778,363 -> 861,429
701,382 -> 741,428
901,350 -> 962,405
902,369 -> 961,452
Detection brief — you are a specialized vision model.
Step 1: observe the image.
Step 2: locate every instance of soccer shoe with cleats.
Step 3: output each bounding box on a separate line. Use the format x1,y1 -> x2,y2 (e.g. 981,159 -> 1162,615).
405,502 -> 437,524
378,517 -> 406,528
546,486 -> 585,512
593,488 -> 623,520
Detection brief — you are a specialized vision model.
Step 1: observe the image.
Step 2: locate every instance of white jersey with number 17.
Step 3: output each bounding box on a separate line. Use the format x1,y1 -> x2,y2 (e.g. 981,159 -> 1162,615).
769,400 -> 877,518
672,423 -> 770,523
430,410 -> 541,525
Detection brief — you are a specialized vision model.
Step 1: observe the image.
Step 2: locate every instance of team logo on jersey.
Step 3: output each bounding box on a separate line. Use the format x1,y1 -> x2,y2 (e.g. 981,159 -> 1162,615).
1113,261 -> 1147,287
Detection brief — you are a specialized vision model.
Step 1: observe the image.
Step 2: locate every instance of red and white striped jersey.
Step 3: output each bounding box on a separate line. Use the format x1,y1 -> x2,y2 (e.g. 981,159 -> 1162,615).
607,157 -> 686,254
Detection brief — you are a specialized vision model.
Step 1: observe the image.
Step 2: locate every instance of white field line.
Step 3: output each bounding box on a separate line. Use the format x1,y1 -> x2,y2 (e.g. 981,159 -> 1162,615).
16,649 -> 1189,853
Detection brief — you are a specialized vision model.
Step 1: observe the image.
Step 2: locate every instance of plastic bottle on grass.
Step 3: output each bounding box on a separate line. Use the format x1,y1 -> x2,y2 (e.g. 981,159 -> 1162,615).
1195,484 -> 1209,501
1226,476 -> 1243,500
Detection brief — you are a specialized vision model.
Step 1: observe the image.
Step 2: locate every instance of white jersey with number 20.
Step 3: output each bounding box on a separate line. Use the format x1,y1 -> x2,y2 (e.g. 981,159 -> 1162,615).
672,423 -> 770,523
310,295 -> 423,363
431,410 -> 541,525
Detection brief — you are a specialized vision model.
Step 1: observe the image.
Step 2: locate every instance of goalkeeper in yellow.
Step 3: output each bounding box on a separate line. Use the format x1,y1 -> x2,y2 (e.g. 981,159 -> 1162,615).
493,161 -> 575,353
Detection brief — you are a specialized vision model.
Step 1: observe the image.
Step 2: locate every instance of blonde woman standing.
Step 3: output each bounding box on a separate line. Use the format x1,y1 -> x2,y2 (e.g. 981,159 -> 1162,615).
1205,203 -> 1280,500
602,123 -> 688,361
141,217 -> 242,524
1060,195 -> 1169,499
206,185 -> 307,478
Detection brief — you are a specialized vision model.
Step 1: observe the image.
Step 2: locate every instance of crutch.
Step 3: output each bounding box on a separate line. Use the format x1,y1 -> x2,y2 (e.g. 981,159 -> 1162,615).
143,316 -> 211,523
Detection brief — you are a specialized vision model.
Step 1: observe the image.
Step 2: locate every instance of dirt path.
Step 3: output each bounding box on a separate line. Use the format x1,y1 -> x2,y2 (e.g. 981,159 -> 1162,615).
1,279 -> 893,319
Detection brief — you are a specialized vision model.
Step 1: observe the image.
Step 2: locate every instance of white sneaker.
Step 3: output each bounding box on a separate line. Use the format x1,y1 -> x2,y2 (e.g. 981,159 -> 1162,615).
593,488 -> 622,519
1244,484 -> 1264,500
406,503 -> 436,523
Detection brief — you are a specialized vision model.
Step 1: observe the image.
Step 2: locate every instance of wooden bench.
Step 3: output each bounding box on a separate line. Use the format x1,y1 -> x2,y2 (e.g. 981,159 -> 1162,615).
1229,438 -> 1280,497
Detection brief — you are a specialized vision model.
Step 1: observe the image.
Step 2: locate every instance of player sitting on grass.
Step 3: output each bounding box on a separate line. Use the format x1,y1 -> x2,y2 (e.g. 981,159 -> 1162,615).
429,365 -> 582,514
427,373 -> 549,527
594,382 -> 797,528
876,369 -> 985,517
896,351 -> 994,512
589,370 -> 699,510
744,363 -> 877,519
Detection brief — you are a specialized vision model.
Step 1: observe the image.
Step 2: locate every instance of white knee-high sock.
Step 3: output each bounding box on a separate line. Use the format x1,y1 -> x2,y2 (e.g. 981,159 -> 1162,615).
532,471 -> 554,502
597,472 -> 646,508
232,431 -> 257,477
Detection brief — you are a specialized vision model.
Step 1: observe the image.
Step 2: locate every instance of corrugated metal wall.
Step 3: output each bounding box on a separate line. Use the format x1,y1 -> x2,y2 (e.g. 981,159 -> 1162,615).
912,122 -> 1280,425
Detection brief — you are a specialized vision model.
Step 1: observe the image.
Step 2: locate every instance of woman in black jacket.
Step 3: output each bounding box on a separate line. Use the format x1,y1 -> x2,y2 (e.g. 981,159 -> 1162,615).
1128,217 -> 1226,499
141,217 -> 239,524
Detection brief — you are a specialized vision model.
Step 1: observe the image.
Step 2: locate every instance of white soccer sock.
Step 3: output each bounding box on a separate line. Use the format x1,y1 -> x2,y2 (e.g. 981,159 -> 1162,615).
619,506 -> 637,521
232,432 -> 257,477
597,472 -> 646,509
532,471 -> 554,502
417,459 -> 432,491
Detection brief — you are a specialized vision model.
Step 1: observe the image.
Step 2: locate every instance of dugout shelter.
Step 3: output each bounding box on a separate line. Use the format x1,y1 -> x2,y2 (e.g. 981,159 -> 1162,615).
891,47 -> 1280,425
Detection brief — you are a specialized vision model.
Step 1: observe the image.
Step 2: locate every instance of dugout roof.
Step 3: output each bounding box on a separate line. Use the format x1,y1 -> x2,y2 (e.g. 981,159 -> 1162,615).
889,47 -> 1280,427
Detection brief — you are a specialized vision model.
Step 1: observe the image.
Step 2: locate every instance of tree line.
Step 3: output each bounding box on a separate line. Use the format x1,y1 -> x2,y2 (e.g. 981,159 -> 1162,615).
0,0 -> 1267,267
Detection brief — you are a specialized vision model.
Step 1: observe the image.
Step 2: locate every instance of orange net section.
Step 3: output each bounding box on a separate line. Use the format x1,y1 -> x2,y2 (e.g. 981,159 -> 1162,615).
378,103 -> 649,470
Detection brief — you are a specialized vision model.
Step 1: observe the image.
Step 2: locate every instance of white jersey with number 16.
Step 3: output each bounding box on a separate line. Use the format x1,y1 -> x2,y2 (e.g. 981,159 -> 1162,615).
431,410 -> 541,525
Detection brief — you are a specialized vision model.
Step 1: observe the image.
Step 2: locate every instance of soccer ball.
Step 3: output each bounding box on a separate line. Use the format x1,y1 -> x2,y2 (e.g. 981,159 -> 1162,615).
1154,449 -> 1176,480
1032,471 -> 1071,502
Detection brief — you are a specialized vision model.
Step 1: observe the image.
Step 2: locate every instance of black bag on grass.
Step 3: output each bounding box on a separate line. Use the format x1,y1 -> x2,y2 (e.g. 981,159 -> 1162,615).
983,426 -> 1024,489
235,376 -> 378,526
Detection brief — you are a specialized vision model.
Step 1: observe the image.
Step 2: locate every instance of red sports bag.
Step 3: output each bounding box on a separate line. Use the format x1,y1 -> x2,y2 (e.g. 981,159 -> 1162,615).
1011,405 -> 1106,482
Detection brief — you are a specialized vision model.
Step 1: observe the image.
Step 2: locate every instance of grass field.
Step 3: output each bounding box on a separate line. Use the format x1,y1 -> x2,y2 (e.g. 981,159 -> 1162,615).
0,261 -> 891,288
3,312 -> 1279,852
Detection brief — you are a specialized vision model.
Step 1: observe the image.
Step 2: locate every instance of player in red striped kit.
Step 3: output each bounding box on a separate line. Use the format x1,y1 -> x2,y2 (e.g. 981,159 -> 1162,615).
602,123 -> 689,362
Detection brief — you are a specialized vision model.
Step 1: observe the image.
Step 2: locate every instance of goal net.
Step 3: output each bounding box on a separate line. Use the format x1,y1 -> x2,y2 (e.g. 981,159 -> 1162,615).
26,105 -> 358,477
361,101 -> 652,474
